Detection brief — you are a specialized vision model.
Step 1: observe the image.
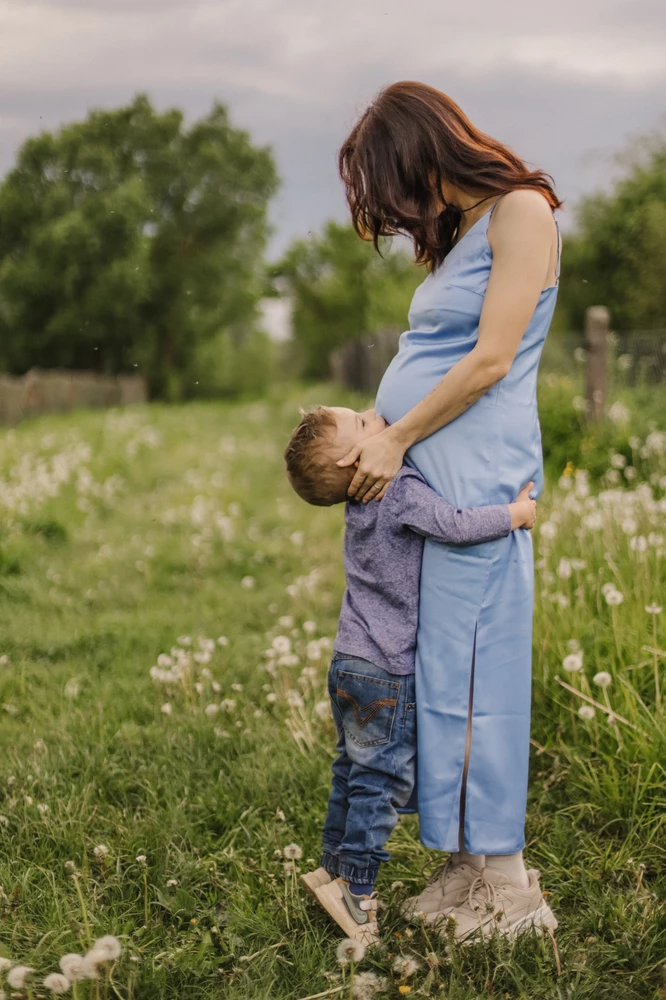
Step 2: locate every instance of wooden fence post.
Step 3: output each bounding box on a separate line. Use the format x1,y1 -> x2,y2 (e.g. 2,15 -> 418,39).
584,306 -> 609,422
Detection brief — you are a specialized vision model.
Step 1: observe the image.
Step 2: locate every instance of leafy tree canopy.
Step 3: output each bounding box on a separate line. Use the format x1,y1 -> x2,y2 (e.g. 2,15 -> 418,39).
557,135 -> 666,333
275,221 -> 422,379
0,94 -> 278,398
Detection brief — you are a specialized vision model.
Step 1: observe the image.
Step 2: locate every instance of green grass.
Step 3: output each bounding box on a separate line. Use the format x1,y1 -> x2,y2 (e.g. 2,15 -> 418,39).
0,386 -> 664,999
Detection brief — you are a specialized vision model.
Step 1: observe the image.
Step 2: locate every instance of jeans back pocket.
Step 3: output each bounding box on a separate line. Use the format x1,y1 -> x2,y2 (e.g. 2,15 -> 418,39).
334,669 -> 400,748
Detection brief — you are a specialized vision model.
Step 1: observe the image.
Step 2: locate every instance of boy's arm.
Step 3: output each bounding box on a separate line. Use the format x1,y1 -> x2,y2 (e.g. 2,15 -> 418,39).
391,472 -> 531,546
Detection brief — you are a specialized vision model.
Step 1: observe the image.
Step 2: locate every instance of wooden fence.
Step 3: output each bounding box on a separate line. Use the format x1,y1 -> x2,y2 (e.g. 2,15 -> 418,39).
0,369 -> 147,425
330,306 -> 659,423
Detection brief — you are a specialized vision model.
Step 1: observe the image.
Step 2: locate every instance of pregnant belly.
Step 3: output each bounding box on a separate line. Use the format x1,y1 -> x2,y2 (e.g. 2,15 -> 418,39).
376,350 -> 541,507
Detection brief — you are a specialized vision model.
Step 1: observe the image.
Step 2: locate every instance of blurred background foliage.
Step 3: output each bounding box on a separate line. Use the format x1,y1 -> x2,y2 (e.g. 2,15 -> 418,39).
0,94 -> 664,407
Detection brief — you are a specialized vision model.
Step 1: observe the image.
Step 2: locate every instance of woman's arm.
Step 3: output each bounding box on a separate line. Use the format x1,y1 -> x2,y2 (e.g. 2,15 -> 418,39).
339,189 -> 559,501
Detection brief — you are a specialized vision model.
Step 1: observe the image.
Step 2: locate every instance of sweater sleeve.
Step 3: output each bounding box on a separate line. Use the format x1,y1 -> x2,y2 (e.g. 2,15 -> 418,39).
390,470 -> 512,546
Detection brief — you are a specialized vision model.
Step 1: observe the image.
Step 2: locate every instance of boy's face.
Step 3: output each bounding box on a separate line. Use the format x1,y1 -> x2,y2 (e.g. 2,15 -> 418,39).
327,407 -> 387,460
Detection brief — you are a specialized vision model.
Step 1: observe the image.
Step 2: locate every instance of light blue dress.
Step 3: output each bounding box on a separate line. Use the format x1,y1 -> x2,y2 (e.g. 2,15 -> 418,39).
375,202 -> 559,854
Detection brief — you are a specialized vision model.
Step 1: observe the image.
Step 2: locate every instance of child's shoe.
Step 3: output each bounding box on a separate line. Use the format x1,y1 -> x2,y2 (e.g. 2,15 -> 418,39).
441,866 -> 558,943
314,877 -> 380,945
299,867 -> 333,899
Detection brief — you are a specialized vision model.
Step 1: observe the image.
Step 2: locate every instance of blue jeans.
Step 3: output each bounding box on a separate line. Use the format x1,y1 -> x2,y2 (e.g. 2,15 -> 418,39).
320,655 -> 417,886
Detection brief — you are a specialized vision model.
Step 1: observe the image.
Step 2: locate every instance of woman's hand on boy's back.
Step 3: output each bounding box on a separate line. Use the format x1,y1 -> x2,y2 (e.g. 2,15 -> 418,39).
508,482 -> 537,530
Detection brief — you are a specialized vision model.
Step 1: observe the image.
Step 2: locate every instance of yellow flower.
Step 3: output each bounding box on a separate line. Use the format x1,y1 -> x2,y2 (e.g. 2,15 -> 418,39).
398,988 -> 412,996
562,461 -> 574,477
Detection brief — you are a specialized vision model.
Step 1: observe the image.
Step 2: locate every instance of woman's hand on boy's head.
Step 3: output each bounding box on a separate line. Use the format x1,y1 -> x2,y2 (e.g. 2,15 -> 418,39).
337,426 -> 406,502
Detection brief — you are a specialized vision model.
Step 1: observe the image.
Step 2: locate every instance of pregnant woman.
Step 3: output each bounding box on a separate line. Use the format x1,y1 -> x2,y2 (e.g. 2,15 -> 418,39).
336,82 -> 561,939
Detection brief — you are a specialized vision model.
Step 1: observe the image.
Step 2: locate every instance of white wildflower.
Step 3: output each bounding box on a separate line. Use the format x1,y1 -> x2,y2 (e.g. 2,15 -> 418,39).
177,635 -> 192,646
59,954 -> 85,982
610,454 -> 627,469
0,816 -> 8,827
194,683 -> 204,694
0,958 -> 12,973
7,967 -> 34,989
78,952 -> 103,980
278,615 -> 294,628
272,636 -> 291,654
314,700 -> 330,719
563,652 -> 583,672
93,845 -> 109,858
204,704 -> 219,717
276,808 -> 286,821
278,653 -> 299,667
392,955 -> 421,977
283,843 -> 303,860
220,699 -> 236,712
217,636 -> 229,646
306,640 -> 323,660
38,803 -> 49,815
198,637 -> 215,652
212,681 -> 221,693
64,861 -> 77,871
605,588 -> 624,606
92,936 -> 121,962
160,703 -> 173,715
336,938 -> 366,965
609,401 -> 630,424
240,576 -> 255,589
157,654 -> 172,667
136,855 -> 147,864
266,693 -> 277,703
645,603 -> 662,615
578,705 -> 595,720
593,671 -> 612,688
624,466 -> 636,481
43,973 -> 71,993
622,518 -> 638,535
303,620 -> 317,634
167,878 -> 178,887
557,558 -> 572,580
567,639 -> 581,652
629,535 -> 647,553
352,971 -> 386,998
231,683 -> 243,691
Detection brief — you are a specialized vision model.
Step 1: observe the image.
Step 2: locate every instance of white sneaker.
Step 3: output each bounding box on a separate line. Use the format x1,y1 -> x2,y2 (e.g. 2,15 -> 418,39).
314,878 -> 380,945
299,867 -> 332,899
402,859 -> 480,923
440,866 -> 558,943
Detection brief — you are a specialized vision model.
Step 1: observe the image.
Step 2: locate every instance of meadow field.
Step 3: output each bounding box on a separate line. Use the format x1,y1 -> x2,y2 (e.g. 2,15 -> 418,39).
0,383 -> 664,1000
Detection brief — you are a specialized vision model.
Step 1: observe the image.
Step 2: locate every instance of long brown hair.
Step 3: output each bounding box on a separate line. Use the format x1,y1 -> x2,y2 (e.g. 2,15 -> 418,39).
339,81 -> 561,270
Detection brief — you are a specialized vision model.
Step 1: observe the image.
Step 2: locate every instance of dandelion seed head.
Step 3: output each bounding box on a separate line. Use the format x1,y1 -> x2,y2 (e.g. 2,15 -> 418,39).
136,854 -> 147,864
392,955 -> 421,977
240,576 -> 255,589
272,635 -> 291,654
167,878 -> 178,887
64,861 -> 76,871
92,936 -> 121,962
0,958 -> 12,973
563,652 -> 583,672
7,966 -> 34,989
93,845 -> 109,858
160,703 -> 173,715
59,954 -> 85,983
604,588 -> 624,606
336,938 -> 366,965
314,700 -> 330,719
204,704 -> 219,717
645,603 -> 662,615
352,971 -> 386,998
578,705 -> 595,720
593,671 -> 612,688
44,972 -> 71,993
283,843 -> 303,860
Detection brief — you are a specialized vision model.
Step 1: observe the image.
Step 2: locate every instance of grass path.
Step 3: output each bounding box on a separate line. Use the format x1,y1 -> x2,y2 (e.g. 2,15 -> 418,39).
0,388 -> 664,998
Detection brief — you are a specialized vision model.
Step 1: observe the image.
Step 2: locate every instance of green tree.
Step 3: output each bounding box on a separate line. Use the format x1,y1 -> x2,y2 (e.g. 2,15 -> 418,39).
276,221 -> 422,379
557,135 -> 666,332
0,94 -> 278,398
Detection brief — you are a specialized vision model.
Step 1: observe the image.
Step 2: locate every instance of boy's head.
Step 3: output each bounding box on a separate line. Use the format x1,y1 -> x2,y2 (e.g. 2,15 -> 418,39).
285,406 -> 387,506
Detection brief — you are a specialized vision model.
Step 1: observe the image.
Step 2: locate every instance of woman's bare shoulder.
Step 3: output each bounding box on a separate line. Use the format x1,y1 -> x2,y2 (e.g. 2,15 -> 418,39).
489,189 -> 556,245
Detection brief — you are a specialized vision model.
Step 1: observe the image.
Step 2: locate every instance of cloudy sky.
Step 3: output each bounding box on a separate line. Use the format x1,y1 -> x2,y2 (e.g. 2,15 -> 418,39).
1,0 -> 665,258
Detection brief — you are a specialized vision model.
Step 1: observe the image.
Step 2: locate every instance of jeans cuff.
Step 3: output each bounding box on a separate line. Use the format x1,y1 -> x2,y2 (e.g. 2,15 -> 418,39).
320,851 -> 342,877
323,855 -> 379,886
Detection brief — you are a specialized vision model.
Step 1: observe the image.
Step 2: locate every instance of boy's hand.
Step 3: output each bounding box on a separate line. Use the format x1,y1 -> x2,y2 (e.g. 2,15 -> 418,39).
508,482 -> 537,530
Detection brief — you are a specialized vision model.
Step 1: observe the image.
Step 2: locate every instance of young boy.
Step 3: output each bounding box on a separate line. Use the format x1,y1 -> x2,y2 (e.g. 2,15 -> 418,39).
283,404 -> 537,944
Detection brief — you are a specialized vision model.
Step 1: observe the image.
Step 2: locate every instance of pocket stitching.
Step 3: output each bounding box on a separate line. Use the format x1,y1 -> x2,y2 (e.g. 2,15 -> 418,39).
336,688 -> 398,730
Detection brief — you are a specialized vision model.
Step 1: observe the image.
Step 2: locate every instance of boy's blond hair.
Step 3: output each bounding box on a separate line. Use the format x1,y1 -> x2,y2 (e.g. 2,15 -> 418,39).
284,407 -> 352,506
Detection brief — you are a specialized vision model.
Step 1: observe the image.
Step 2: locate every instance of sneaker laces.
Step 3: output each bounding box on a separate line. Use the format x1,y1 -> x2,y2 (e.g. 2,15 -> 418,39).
457,873 -> 499,914
421,857 -> 452,888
